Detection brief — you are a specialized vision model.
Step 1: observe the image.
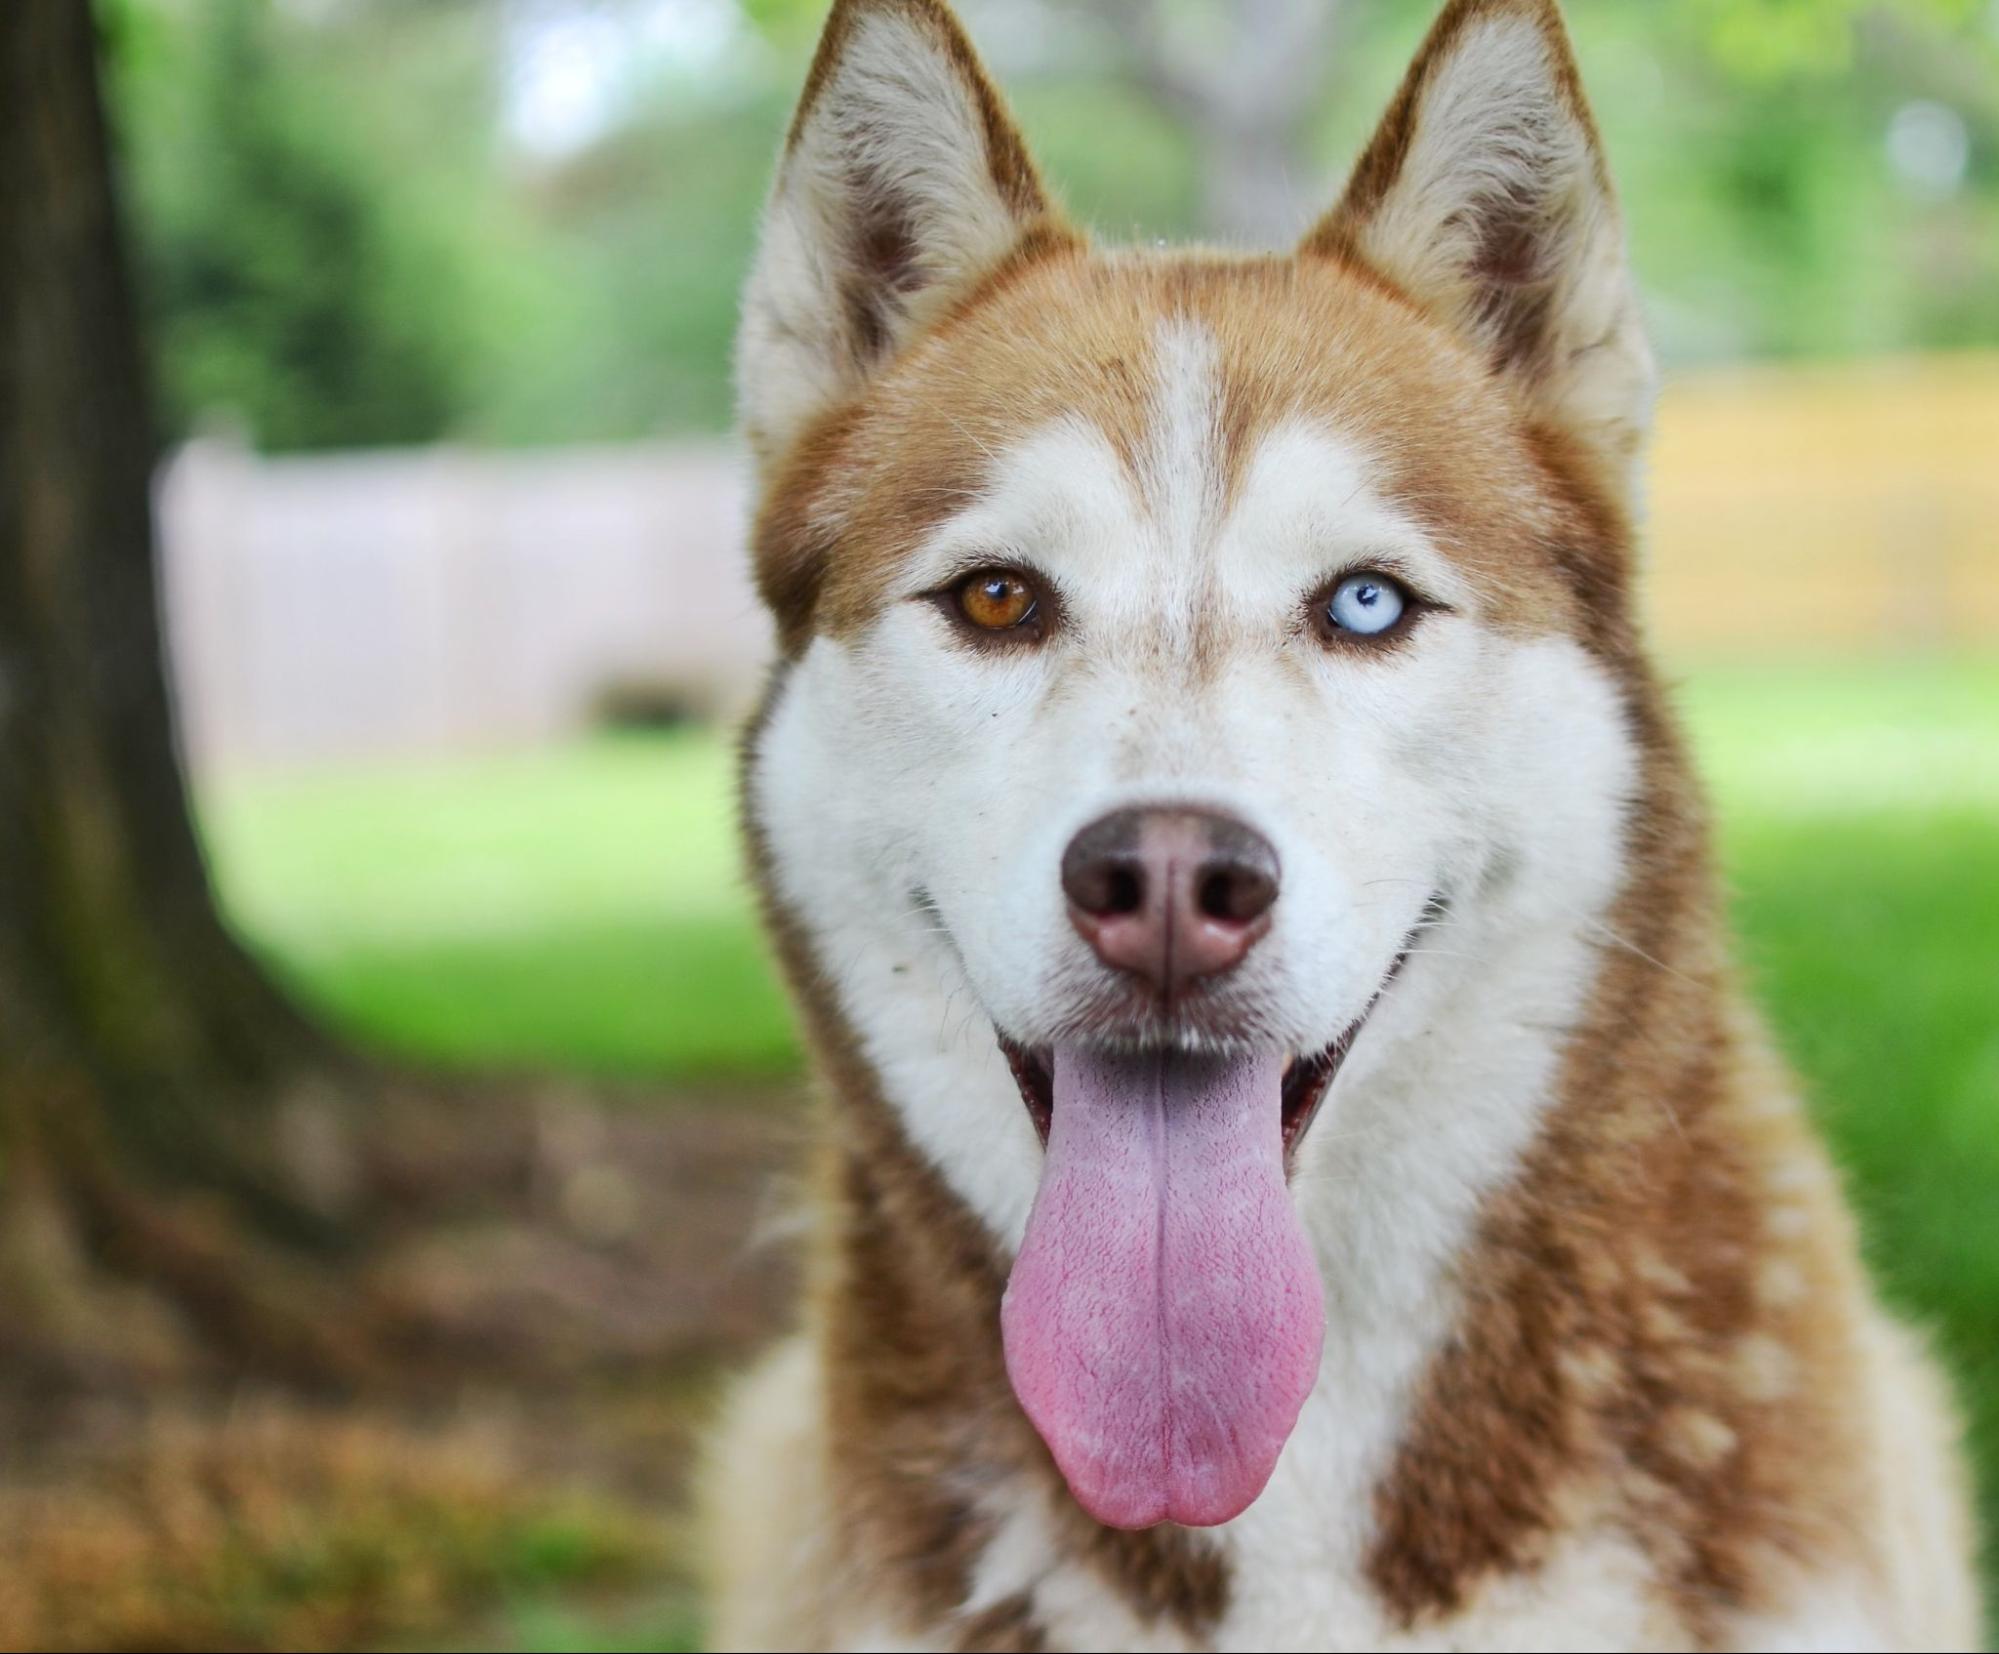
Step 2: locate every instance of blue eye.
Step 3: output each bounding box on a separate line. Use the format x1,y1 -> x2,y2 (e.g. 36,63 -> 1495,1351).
1325,573 -> 1407,637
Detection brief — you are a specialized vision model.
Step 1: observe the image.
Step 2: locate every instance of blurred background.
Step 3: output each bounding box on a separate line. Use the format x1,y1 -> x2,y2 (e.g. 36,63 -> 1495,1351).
2,0 -> 1995,1647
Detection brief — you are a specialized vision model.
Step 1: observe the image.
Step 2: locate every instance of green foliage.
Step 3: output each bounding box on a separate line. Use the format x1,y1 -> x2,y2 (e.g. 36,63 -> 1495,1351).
466,97 -> 790,443
114,0 -> 483,449
1010,77 -> 1203,242
736,0 -> 834,54
1647,0 -> 1997,359
1688,0 -> 1985,82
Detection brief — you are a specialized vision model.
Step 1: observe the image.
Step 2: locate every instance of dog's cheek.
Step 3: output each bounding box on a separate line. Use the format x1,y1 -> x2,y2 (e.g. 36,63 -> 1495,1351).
918,682 -> 1127,1037
1464,637 -> 1640,927
803,620 -> 1066,1027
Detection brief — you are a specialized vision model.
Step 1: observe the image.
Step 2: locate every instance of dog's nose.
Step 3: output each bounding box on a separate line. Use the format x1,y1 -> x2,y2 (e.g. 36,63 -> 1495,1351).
1061,807 -> 1279,996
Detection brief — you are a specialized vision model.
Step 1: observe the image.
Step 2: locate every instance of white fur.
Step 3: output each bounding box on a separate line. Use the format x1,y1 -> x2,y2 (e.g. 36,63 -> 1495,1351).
957,1498 -> 1194,1653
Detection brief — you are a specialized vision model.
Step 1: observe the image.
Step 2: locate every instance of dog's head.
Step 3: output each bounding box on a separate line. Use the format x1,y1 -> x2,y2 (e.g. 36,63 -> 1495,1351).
740,0 -> 1655,1530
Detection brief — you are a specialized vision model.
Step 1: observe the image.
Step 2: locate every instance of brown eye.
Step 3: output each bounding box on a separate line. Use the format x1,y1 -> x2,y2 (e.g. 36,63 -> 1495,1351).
956,569 -> 1039,632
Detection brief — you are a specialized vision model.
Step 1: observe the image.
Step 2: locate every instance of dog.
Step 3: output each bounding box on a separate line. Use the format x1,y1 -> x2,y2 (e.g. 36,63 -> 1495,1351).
702,0 -> 1981,1646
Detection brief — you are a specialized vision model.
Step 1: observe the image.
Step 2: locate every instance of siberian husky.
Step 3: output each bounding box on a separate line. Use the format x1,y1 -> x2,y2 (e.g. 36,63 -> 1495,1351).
704,0 -> 1981,1646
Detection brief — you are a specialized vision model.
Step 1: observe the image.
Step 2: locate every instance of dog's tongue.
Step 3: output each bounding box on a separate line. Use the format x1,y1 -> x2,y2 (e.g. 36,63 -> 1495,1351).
1001,1046 -> 1324,1529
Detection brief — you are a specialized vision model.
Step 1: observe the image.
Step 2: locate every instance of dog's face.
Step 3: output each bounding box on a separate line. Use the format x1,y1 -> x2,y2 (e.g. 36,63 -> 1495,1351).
741,0 -> 1655,1530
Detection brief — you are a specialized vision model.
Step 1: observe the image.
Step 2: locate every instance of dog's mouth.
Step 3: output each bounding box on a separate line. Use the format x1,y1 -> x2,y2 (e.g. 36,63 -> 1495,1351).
995,906 -> 1433,1532
997,928 -> 1420,1173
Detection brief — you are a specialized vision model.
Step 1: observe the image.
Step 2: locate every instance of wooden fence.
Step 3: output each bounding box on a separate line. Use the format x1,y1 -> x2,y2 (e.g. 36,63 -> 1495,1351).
160,439 -> 768,769
1645,354 -> 1998,653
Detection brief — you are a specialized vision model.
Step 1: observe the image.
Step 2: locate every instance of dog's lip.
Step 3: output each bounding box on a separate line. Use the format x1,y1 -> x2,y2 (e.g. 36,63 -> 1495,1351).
997,899 -> 1437,1170
1000,1036 -> 1055,1145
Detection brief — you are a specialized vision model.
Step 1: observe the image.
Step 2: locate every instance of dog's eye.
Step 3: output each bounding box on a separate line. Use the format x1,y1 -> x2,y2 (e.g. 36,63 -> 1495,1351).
956,569 -> 1039,633
1317,572 -> 1409,641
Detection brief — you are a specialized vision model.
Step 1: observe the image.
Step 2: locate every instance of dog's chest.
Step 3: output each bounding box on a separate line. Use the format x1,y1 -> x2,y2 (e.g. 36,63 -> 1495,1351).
928,1445 -> 1679,1653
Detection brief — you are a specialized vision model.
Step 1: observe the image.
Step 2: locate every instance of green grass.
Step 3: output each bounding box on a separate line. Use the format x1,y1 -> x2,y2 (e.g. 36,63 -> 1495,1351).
201,731 -> 799,1080
199,658 -> 1999,1616
483,1593 -> 701,1654
1676,658 -> 1999,1601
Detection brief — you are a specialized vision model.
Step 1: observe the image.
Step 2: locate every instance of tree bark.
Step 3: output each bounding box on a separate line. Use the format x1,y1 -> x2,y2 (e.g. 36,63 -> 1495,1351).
1,1 -> 365,1369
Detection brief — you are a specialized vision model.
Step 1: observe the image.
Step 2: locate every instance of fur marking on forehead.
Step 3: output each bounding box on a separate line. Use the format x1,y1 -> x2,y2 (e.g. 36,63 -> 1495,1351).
1138,321 -> 1226,570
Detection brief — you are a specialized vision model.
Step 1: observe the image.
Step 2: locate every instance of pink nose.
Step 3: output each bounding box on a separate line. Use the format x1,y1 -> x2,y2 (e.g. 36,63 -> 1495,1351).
1061,807 -> 1279,999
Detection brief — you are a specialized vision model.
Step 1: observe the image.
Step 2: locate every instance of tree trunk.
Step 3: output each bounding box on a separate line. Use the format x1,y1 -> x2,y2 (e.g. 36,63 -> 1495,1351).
0,1 -> 367,1375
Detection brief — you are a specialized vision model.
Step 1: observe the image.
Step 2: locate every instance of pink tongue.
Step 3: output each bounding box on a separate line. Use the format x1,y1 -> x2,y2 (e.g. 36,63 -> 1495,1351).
1000,1047 -> 1324,1529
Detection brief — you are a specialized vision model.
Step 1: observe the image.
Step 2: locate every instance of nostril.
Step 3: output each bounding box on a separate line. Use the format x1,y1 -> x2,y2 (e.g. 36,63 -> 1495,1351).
1066,805 -> 1277,931
1064,856 -> 1147,918
1104,862 -> 1145,916
1063,812 -> 1152,918
1197,869 -> 1238,922
1198,860 -> 1278,925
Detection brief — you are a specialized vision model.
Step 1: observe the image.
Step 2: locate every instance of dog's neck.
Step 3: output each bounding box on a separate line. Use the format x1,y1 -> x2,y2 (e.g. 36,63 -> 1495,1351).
755,658 -> 1870,1642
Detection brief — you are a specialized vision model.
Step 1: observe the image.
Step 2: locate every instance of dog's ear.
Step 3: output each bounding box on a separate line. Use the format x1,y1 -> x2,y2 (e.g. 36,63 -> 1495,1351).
738,0 -> 1063,462
1303,0 -> 1654,506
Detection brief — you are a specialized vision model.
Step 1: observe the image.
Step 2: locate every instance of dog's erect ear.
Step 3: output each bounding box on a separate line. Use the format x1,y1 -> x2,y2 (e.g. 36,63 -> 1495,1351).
738,0 -> 1062,462
1303,0 -> 1654,505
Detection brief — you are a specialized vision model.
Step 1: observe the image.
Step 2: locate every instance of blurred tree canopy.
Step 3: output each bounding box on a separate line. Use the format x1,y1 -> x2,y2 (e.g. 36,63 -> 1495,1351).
103,0 -> 1999,453
108,0 -> 486,448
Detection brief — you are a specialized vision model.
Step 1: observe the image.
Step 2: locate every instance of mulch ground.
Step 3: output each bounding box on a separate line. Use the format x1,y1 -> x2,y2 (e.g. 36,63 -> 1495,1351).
0,1081 -> 806,1651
